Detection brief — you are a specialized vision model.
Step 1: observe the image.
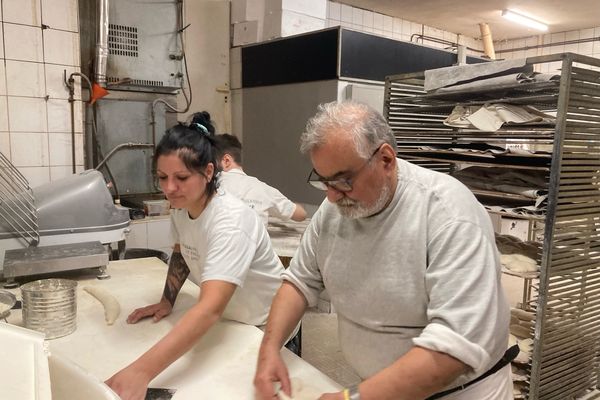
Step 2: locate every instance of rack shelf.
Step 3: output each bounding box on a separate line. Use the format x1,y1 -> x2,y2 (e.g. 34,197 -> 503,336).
384,53 -> 600,400
399,153 -> 551,171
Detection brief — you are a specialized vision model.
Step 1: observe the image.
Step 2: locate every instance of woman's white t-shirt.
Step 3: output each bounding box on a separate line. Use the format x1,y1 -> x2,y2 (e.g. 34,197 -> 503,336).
170,191 -> 284,326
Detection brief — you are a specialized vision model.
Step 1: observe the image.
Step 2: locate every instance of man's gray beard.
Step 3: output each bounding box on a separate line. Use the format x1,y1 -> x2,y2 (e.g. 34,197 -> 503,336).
335,184 -> 391,219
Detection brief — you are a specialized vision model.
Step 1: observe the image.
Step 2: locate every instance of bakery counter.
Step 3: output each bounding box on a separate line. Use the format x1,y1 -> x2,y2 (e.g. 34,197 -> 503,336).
4,257 -> 340,399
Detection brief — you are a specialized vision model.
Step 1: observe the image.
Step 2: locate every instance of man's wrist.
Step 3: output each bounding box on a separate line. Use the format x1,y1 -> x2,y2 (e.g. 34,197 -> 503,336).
343,384 -> 360,400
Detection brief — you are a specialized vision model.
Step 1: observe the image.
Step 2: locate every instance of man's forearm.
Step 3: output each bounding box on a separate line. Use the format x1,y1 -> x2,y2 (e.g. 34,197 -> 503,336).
260,282 -> 307,352
357,347 -> 469,400
162,251 -> 190,306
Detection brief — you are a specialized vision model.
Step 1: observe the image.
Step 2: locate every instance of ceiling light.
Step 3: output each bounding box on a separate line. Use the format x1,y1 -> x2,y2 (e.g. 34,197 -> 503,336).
502,9 -> 548,31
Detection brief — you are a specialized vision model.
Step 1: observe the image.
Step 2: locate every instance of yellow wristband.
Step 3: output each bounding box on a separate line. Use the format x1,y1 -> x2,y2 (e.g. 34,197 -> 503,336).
343,388 -> 351,400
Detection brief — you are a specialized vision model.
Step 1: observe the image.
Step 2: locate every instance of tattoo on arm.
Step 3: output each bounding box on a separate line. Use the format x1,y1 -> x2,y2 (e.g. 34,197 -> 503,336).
162,251 -> 190,307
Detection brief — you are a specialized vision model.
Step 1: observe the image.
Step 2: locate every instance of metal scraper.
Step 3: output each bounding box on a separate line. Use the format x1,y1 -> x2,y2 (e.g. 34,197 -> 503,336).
145,388 -> 176,400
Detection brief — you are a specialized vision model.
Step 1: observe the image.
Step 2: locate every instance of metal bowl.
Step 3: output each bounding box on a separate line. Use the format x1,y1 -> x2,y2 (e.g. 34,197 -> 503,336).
0,290 -> 17,319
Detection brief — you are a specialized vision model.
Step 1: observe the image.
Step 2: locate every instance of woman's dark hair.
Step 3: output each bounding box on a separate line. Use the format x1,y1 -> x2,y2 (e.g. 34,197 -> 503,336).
189,111 -> 215,135
154,111 -> 221,196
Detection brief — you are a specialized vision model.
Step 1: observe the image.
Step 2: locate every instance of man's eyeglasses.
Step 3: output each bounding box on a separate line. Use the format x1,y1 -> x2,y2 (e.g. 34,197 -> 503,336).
307,145 -> 382,192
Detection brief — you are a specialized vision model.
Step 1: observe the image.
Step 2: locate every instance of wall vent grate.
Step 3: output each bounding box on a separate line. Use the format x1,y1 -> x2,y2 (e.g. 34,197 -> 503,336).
108,24 -> 139,57
107,77 -> 164,87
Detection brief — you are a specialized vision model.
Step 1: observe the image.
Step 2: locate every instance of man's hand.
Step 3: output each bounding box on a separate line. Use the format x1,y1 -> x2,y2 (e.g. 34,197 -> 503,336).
126,297 -> 173,324
254,348 -> 292,400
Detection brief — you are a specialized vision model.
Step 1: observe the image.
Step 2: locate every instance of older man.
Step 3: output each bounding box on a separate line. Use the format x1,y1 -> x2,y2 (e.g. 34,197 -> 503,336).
254,101 -> 513,400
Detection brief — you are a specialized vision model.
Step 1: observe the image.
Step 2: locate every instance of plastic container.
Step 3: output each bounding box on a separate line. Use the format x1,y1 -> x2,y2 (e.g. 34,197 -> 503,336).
143,199 -> 170,216
0,323 -> 119,400
21,279 -> 77,339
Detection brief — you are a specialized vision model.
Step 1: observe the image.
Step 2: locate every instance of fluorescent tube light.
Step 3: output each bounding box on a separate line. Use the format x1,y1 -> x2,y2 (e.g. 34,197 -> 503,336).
502,9 -> 548,31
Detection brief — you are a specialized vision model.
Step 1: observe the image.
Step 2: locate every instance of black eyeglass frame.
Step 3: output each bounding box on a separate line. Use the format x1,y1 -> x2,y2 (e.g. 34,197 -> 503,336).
306,144 -> 383,192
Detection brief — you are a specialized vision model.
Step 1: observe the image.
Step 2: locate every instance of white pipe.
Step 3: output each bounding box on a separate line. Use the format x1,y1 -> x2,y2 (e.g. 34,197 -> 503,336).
479,23 -> 496,60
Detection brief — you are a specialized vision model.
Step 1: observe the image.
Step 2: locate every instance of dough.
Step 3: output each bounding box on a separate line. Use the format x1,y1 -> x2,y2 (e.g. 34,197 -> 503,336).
277,377 -> 324,400
518,338 -> 534,354
501,253 -> 537,273
508,333 -> 518,348
83,286 -> 121,325
510,324 -> 531,339
511,365 -> 528,382
511,308 -> 535,322
513,350 -> 530,364
277,390 -> 293,400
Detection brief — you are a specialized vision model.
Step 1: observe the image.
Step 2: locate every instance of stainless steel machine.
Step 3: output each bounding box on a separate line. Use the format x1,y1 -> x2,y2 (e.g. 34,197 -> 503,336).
0,152 -> 130,283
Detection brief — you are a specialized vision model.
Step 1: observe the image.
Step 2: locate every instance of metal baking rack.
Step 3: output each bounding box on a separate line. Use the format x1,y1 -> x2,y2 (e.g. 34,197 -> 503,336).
384,53 -> 600,399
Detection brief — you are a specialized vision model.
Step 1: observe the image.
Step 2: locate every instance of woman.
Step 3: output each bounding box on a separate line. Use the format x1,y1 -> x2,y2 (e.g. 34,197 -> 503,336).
106,113 -> 286,400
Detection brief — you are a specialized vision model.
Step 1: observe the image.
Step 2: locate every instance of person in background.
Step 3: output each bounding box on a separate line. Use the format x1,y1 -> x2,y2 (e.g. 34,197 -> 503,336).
253,101 -> 514,400
208,129 -> 307,226
105,113 -> 287,400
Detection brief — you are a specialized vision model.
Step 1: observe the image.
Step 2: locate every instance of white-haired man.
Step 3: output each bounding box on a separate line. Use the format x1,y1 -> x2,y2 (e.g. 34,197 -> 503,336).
254,101 -> 513,400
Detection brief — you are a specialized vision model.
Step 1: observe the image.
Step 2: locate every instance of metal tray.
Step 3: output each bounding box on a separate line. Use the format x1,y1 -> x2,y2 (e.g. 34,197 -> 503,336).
0,290 -> 17,319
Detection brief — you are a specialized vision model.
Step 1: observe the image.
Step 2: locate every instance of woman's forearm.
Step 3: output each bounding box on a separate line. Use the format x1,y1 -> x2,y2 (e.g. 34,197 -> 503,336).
131,280 -> 237,382
131,302 -> 221,381
162,250 -> 190,306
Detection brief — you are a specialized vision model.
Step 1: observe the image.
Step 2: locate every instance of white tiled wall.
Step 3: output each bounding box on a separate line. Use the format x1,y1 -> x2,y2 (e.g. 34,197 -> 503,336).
1,0 -> 84,186
41,0 -> 78,32
4,24 -> 44,62
0,132 -> 9,156
324,1 -> 482,55
232,0 -> 483,57
11,132 -> 48,167
264,9 -> 326,40
327,1 -> 482,55
126,217 -> 173,256
3,0 -> 41,27
5,60 -> 46,97
7,97 -> 48,132
265,0 -> 327,19
495,26 -> 600,72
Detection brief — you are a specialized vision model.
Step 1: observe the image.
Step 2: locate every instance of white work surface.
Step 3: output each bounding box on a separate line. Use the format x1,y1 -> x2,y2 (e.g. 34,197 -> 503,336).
5,258 -> 341,399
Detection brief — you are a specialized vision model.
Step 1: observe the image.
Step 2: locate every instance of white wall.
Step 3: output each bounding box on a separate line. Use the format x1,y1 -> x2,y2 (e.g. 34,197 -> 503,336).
180,0 -> 232,134
494,27 -> 600,72
0,0 -> 84,187
126,217 -> 173,256
325,1 -> 482,57
231,0 -> 484,57
1,0 -> 233,188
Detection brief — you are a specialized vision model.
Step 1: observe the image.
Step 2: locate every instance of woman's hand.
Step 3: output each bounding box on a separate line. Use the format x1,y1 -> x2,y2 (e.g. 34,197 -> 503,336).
126,298 -> 173,324
105,364 -> 151,400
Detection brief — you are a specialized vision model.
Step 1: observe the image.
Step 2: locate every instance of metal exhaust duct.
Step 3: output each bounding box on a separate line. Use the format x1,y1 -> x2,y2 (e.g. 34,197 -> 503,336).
94,0 -> 109,85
